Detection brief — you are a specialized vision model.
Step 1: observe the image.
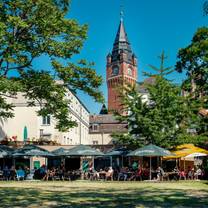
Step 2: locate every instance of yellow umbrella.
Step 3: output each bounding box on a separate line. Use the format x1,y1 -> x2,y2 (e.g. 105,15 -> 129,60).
164,144 -> 208,159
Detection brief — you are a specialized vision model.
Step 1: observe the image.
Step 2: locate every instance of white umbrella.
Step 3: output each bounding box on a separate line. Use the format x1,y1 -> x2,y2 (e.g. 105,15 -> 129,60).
185,152 -> 207,158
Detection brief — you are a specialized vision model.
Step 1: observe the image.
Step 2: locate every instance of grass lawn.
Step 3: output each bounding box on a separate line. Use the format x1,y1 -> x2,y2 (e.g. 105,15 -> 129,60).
0,181 -> 208,208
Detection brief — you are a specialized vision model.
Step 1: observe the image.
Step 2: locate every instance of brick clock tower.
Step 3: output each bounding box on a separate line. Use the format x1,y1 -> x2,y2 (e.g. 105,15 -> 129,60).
106,17 -> 137,114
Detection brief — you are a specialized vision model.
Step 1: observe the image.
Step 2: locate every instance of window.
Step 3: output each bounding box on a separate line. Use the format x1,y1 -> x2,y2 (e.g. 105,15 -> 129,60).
92,124 -> 99,131
42,115 -> 50,125
93,140 -> 98,145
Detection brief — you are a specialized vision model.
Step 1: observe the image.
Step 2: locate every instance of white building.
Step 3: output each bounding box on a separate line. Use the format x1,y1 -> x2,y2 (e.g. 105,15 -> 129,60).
0,90 -> 90,145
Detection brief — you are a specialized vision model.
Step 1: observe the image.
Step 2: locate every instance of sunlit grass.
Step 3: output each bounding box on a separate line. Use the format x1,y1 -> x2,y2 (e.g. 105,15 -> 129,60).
0,180 -> 208,207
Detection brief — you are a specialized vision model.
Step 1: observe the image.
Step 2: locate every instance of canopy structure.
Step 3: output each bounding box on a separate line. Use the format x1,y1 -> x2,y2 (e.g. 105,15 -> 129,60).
13,145 -> 54,157
127,144 -> 173,180
164,144 -> 208,159
64,145 -> 104,156
0,145 -> 13,158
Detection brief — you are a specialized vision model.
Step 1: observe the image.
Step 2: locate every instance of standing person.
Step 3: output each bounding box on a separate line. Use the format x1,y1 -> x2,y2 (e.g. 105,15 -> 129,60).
3,166 -> 10,181
59,162 -> 65,180
156,166 -> 165,181
10,166 -> 16,180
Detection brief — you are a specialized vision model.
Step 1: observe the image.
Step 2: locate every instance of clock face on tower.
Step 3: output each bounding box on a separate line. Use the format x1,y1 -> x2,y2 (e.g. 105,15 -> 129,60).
112,66 -> 119,75
128,67 -> 133,76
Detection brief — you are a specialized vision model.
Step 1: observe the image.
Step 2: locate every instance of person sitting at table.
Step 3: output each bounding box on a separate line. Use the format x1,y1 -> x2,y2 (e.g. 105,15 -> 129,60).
16,167 -> 25,181
106,167 -> 114,181
187,166 -> 194,180
172,166 -> 180,180
194,167 -> 202,180
179,169 -> 186,180
118,167 -> 128,181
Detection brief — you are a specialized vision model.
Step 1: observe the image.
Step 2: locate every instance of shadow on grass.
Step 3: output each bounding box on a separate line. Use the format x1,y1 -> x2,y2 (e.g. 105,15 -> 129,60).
0,184 -> 208,208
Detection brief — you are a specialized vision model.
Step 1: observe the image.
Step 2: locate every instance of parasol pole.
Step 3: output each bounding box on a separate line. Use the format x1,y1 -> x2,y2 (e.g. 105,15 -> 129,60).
150,156 -> 152,180
110,156 -> 112,167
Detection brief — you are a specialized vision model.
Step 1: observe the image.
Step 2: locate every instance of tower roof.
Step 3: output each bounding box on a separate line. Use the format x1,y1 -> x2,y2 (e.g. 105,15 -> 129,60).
111,19 -> 133,62
114,19 -> 129,43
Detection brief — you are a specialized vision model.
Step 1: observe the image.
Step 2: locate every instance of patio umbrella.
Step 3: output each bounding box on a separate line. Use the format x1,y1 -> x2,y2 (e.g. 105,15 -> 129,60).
127,144 -> 173,180
105,148 -> 128,167
64,145 -> 104,156
13,145 -> 54,157
164,144 -> 208,159
51,147 -> 68,157
185,152 -> 207,158
0,145 -> 13,158
23,126 -> 28,143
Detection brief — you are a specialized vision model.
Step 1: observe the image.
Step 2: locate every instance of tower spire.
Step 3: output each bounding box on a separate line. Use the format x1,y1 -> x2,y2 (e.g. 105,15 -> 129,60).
120,5 -> 124,21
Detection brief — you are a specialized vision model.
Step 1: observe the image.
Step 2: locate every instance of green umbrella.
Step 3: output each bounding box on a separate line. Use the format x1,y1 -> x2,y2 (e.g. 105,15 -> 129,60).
52,148 -> 68,156
127,144 -> 172,157
13,145 -> 54,157
63,145 -> 104,156
127,144 -> 173,180
0,145 -> 13,158
23,126 -> 28,142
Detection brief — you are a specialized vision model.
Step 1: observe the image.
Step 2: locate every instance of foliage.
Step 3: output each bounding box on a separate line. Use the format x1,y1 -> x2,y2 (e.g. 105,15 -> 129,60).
0,0 -> 104,131
113,52 -> 200,149
176,27 -> 208,137
203,1 -> 208,16
175,27 -> 208,106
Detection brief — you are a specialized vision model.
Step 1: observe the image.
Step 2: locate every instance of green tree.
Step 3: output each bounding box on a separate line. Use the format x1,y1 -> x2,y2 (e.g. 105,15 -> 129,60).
175,27 -> 208,105
176,27 -> 208,138
0,0 -> 104,131
113,52 -> 197,148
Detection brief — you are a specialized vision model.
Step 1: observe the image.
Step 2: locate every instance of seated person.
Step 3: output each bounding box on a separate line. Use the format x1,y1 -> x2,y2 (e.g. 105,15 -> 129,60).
187,166 -> 194,180
179,170 -> 186,180
194,167 -> 202,180
118,167 -> 128,181
105,167 -> 114,181
16,167 -> 25,180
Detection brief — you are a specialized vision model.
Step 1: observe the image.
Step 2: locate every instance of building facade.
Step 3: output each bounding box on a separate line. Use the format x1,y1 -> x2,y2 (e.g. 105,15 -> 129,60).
89,114 -> 127,145
0,90 -> 90,145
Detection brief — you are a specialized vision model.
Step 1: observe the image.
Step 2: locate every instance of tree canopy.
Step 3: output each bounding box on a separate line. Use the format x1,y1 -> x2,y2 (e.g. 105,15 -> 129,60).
175,27 -> 208,104
0,0 -> 104,131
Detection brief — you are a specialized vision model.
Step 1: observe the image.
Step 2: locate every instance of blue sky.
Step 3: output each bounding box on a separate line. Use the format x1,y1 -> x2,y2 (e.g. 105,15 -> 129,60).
34,0 -> 207,114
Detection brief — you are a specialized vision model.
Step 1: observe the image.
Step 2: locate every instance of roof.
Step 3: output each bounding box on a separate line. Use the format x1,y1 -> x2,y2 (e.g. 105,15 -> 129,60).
90,114 -> 122,124
111,19 -> 133,63
99,104 -> 108,115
